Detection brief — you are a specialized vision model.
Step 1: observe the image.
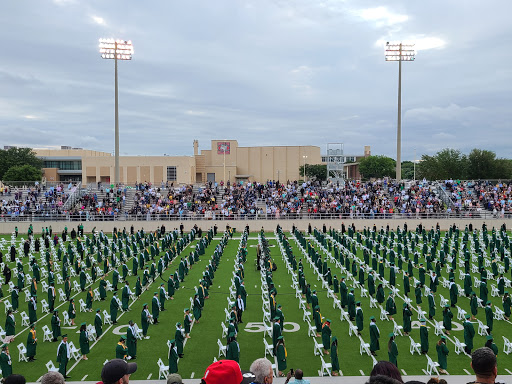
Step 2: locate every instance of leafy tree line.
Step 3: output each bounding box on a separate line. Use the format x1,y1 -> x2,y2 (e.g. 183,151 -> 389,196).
357,148 -> 512,180
0,147 -> 42,183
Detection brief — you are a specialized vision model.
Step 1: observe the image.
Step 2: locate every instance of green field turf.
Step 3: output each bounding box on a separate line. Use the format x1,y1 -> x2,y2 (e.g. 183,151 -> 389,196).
0,225 -> 510,381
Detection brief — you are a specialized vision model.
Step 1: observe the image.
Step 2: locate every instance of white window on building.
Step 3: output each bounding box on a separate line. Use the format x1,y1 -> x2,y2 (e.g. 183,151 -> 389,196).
167,166 -> 177,181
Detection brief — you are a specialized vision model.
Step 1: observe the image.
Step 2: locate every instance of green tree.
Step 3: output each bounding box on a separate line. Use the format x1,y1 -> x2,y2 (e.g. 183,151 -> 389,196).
417,148 -> 468,180
2,165 -> 42,183
358,155 -> 396,179
0,147 -> 42,180
299,164 -> 327,181
467,149 -> 496,179
493,159 -> 512,179
401,161 -> 415,180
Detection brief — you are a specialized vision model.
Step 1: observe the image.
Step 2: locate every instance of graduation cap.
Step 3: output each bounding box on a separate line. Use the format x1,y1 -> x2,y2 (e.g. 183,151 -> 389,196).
62,334 -> 68,338
486,301 -> 491,305
441,335 -> 447,340
312,290 -> 317,293
465,314 -> 471,319
403,303 -> 408,308
29,323 -> 35,328
314,305 -> 320,310
81,322 -> 87,326
370,316 -> 375,320
120,335 -> 127,340
169,339 -> 175,344
325,319 -> 332,323
277,336 -> 284,340
96,308 -> 101,312
445,304 -> 450,308
154,292 -> 158,295
184,308 -> 190,312
356,301 -> 361,305
0,344 -> 7,349
388,332 -> 395,338
277,304 -> 282,308
420,318 -> 426,323
274,316 -> 280,321
486,335 -> 494,340
176,322 -> 181,327
350,288 -> 354,292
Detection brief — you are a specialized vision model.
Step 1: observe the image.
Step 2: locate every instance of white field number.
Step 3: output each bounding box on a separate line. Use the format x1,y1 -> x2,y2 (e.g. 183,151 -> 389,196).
244,322 -> 300,333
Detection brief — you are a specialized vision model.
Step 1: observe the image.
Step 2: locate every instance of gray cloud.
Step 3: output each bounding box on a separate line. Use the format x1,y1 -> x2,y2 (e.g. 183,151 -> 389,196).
0,0 -> 510,161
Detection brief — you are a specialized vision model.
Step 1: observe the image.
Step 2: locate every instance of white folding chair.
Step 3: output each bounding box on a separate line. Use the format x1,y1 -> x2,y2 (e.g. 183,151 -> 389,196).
17,343 -> 28,362
409,336 -> 421,355
319,355 -> 332,377
46,361 -> 59,372
157,358 -> 170,379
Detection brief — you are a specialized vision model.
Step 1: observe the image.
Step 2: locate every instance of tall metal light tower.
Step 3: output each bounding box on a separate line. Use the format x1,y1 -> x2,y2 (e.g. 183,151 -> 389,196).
385,42 -> 415,182
99,38 -> 134,185
326,143 -> 345,186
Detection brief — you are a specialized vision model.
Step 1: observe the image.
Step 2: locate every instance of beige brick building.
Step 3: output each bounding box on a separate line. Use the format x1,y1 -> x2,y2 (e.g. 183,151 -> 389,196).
35,140 -> 322,186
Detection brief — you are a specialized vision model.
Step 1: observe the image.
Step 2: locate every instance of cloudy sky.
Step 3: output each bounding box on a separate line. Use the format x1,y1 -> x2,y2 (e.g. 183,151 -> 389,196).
1,0 -> 511,159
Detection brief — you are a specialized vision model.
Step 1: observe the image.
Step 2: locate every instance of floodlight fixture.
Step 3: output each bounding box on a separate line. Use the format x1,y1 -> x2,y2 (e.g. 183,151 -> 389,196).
98,38 -> 134,184
385,41 -> 415,182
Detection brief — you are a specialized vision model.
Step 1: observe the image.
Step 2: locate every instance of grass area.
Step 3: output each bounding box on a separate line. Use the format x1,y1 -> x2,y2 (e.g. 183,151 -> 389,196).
0,226 -> 511,380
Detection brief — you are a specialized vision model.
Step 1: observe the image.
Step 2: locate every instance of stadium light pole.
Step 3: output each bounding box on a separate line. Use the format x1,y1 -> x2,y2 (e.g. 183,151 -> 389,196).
99,38 -> 134,185
385,42 -> 415,182
303,155 -> 307,182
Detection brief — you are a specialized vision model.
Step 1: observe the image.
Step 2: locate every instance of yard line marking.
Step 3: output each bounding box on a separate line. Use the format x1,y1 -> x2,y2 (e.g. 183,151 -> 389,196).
190,372 -> 195,378
505,369 -> 512,375
36,376 -> 43,382
401,369 -> 407,376
464,369 -> 471,374
147,373 -> 152,379
359,370 -> 365,376
81,375 -> 88,380
422,369 -> 428,375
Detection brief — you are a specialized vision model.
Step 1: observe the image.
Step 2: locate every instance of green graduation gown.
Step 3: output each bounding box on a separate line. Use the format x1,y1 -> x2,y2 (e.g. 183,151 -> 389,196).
79,330 -> 90,355
168,346 -> 178,373
110,297 -> 120,323
420,325 -> 429,353
403,307 -> 412,333
276,344 -> 287,371
95,313 -> 103,338
26,329 -> 37,358
116,342 -> 128,360
321,324 -> 331,350
226,340 -> 240,363
356,308 -> 364,331
127,326 -> 137,357
175,328 -> 185,355
370,323 -> 380,352
436,342 -> 449,369
463,321 -> 475,350
388,340 -> 398,367
330,343 -> 340,372
0,351 -> 12,378
56,341 -> 69,376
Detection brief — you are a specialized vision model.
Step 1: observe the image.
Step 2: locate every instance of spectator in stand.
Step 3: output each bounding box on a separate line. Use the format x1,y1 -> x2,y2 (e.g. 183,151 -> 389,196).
284,369 -> 310,384
369,361 -> 403,383
470,347 -> 498,384
249,358 -> 273,384
41,372 -> 65,384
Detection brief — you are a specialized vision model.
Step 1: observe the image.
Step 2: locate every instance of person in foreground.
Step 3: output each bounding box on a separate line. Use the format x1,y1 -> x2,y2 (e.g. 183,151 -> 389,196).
249,358 -> 273,384
41,371 -> 65,384
200,359 -> 244,384
367,361 -> 403,384
469,347 -> 499,384
101,359 -> 137,384
284,369 -> 310,384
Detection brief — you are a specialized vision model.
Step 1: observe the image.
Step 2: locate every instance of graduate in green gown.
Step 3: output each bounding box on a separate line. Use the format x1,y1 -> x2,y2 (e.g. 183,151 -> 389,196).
442,305 -> 453,335
403,303 -> 412,336
175,322 -> 185,358
193,294 -> 203,323
503,291 -> 511,320
79,323 -> 90,360
428,292 -> 436,320
386,292 -> 397,319
110,292 -> 120,324
183,308 -> 192,338
226,333 -> 240,363
463,314 -> 475,354
127,321 -> 137,359
116,336 -> 128,360
356,302 -> 364,334
420,318 -> 429,354
86,287 -> 93,311
141,304 -> 151,338
485,301 -> 493,333
51,310 -> 61,341
5,310 -> 15,340
321,319 -> 332,355
26,324 -> 37,362
330,336 -> 340,376
135,276 -> 142,298
369,316 -> 380,355
151,293 -> 160,324
275,336 -> 287,377
56,335 -> 70,378
0,344 -> 12,378
94,309 -> 103,338
28,295 -> 37,324
485,335 -> 499,359
388,333 -> 398,367
436,336 -> 449,374
168,339 -> 178,373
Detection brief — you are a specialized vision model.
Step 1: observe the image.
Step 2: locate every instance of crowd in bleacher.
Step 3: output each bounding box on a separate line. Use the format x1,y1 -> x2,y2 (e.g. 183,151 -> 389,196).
0,184 -> 73,219
2,179 -> 511,221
